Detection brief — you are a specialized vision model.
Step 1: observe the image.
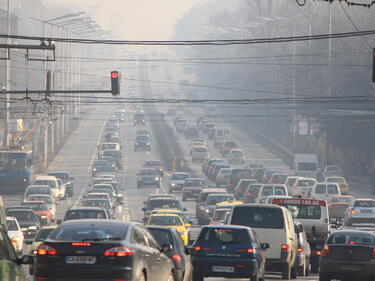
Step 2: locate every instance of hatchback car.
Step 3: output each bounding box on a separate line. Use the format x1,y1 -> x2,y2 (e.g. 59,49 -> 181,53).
6,216 -> 24,256
345,198 -> 375,226
190,225 -> 268,281
33,220 -> 174,281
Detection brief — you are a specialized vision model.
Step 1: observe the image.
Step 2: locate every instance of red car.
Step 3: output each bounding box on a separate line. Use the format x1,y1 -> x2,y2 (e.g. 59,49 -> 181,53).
22,201 -> 53,225
182,178 -> 206,201
143,160 -> 164,176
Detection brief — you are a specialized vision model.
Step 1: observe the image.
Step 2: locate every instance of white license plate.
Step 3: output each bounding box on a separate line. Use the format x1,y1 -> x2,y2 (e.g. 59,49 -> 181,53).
65,256 -> 96,264
339,264 -> 361,271
212,266 -> 234,273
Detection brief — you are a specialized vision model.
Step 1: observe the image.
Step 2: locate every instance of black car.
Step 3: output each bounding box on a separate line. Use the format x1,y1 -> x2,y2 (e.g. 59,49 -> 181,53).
34,220 -> 174,281
147,226 -> 192,281
190,225 -> 268,281
319,230 -> 375,281
6,207 -> 41,241
48,171 -> 74,197
134,135 -> 151,151
137,169 -> 161,188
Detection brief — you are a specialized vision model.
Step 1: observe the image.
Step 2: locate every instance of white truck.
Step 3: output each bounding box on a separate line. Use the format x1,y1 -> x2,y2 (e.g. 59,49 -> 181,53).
294,154 -> 319,179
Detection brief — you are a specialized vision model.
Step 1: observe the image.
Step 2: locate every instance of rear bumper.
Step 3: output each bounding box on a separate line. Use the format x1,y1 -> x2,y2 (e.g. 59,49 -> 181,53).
35,264 -> 132,280
192,256 -> 258,278
320,258 -> 375,278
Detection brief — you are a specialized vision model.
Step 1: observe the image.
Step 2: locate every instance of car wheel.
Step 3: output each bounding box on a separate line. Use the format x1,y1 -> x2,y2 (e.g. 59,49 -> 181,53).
281,263 -> 291,280
250,272 -> 259,281
319,273 -> 331,281
192,272 -> 203,281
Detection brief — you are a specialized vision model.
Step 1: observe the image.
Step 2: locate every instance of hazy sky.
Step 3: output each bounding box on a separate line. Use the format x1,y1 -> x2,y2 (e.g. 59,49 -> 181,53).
50,0 -> 204,40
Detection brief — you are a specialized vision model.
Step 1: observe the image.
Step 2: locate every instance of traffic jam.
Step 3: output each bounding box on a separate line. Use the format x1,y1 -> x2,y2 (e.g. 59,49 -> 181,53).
0,105 -> 373,281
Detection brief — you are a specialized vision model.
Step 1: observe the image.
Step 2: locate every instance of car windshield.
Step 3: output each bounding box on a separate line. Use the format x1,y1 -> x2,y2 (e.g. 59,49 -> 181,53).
284,205 -> 322,219
353,200 -> 375,208
149,216 -> 182,226
136,135 -> 149,141
149,199 -> 182,210
23,203 -> 48,211
298,163 -> 317,171
48,173 -> 69,181
213,209 -> 230,220
145,161 -> 161,166
171,174 -> 189,180
148,229 -> 173,248
207,194 -> 234,205
198,228 -> 251,244
287,178 -> 298,186
231,207 -> 284,229
139,169 -> 159,176
83,200 -> 111,209
331,197 -> 354,203
34,180 -> 55,188
315,185 -> 326,194
327,232 -> 375,245
231,150 -> 243,155
219,169 -> 231,175
6,220 -> 18,231
7,211 -> 36,222
28,196 -> 52,204
65,210 -> 107,220
225,141 -> 236,146
50,225 -> 126,241
93,160 -> 107,167
184,179 -> 204,186
36,228 -> 55,242
194,147 -> 207,152
26,187 -> 50,195
326,177 -> 345,183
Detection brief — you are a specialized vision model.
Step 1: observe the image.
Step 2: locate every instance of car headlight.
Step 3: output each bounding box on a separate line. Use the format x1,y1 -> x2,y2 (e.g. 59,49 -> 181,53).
155,177 -> 160,181
147,143 -> 150,145
205,209 -> 211,213
41,215 -> 47,219
28,226 -> 37,230
93,168 -> 97,171
171,183 -> 176,186
135,142 -> 139,145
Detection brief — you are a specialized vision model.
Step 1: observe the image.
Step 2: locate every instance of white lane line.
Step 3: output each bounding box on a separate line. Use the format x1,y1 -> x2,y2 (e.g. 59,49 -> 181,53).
73,112 -> 109,207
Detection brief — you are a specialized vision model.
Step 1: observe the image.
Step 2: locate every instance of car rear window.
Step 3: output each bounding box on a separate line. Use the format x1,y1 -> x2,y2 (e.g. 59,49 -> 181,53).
148,229 -> 173,247
327,232 -> 375,245
36,228 -> 56,242
284,205 -> 322,219
7,211 -> 37,222
327,185 -> 339,194
198,228 -> 251,244
50,225 -> 127,241
331,197 -> 353,203
149,216 -> 182,226
353,200 -> 375,208
315,185 -> 326,194
65,210 -> 107,220
149,199 -> 182,210
206,194 -> 233,205
231,207 -> 284,229
261,186 -> 273,196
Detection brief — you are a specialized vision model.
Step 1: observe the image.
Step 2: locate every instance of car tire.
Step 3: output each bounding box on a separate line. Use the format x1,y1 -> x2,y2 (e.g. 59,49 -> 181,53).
281,264 -> 291,280
192,272 -> 203,281
250,273 -> 259,281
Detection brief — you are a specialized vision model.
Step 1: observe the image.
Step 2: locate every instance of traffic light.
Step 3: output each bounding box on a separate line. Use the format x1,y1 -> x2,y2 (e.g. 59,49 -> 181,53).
373,49 -> 375,83
111,71 -> 120,96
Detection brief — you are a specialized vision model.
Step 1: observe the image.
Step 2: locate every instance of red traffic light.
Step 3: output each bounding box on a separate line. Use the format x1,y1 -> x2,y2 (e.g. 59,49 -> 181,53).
111,71 -> 119,79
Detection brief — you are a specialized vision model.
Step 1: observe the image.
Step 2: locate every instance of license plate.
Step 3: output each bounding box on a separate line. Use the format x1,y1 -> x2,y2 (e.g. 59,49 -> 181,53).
361,209 -> 372,213
339,264 -> 361,271
212,266 -> 234,273
65,256 -> 96,264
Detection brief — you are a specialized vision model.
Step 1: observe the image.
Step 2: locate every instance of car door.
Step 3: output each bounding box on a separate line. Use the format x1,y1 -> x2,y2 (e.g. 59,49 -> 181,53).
133,226 -> 159,281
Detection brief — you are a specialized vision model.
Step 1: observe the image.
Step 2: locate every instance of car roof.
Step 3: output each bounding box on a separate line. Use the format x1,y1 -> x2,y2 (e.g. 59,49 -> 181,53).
201,225 -> 251,231
34,175 -> 57,180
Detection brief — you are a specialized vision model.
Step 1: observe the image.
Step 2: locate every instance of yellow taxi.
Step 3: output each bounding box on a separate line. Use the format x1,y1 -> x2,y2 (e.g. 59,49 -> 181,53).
149,209 -> 191,225
325,176 -> 349,194
147,213 -> 190,245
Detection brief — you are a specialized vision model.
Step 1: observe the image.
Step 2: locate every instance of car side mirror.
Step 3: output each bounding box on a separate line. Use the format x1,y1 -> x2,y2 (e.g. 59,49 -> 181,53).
18,255 -> 33,265
160,244 -> 172,253
56,219 -> 62,225
260,243 -> 270,250
25,240 -> 33,245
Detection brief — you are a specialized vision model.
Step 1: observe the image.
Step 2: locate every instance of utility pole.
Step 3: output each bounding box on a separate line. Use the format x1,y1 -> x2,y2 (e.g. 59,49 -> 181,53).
328,2 -> 332,98
3,0 -> 10,147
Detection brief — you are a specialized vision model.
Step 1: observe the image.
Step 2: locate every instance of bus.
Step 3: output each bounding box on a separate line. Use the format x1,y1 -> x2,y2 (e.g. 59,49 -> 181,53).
0,150 -> 33,192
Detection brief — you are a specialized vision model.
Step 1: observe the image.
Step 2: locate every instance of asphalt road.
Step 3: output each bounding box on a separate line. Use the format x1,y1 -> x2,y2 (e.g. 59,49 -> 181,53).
4,101 -> 375,281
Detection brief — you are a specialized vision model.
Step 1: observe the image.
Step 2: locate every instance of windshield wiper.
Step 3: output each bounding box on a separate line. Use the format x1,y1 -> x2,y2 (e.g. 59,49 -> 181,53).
82,237 -> 122,242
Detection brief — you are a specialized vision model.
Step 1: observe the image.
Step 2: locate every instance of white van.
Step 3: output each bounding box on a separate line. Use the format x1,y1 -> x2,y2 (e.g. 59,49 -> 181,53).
305,182 -> 341,203
227,204 -> 297,279
191,146 -> 208,162
255,184 -> 289,204
33,175 -> 60,198
294,154 -> 319,179
228,149 -> 245,164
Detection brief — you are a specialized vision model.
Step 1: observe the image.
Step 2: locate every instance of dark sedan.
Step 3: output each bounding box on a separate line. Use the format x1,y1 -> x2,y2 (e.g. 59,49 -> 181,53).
34,220 -> 174,281
190,225 -> 268,281
147,226 -> 192,281
319,230 -> 375,281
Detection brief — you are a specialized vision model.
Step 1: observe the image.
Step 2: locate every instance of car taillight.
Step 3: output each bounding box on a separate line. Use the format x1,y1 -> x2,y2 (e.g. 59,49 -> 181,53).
103,246 -> 133,257
237,248 -> 256,254
172,254 -> 181,264
350,209 -> 356,215
194,246 -> 211,251
297,248 -> 303,253
281,244 -> 289,252
321,245 -> 330,256
37,244 -> 58,255
372,248 -> 375,259
71,242 -> 91,246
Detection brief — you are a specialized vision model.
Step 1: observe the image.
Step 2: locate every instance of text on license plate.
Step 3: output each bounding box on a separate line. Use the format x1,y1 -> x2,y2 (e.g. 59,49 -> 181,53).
212,266 -> 234,273
65,256 -> 96,264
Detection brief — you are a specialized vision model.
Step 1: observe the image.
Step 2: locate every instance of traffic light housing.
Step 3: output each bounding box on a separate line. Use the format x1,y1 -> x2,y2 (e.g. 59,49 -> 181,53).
111,71 -> 120,96
373,49 -> 375,83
